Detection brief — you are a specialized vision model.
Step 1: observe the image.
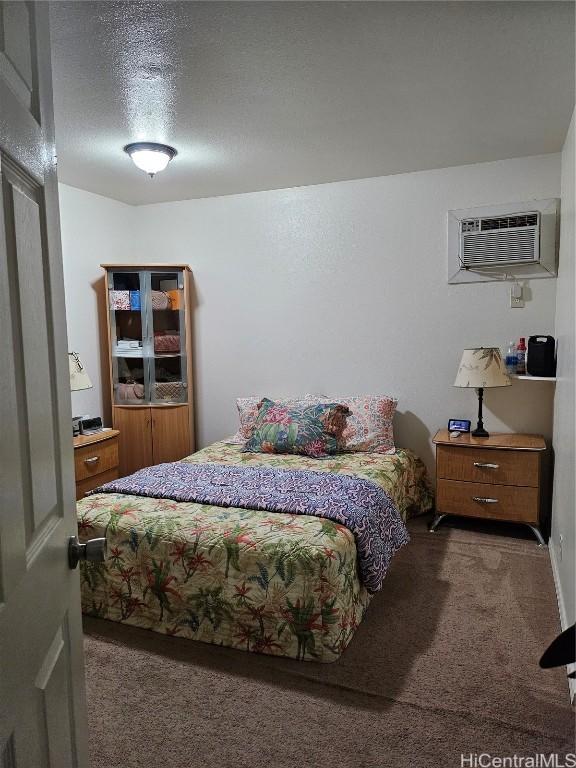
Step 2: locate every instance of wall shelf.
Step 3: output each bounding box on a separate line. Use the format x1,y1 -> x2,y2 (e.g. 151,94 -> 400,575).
511,375 -> 557,382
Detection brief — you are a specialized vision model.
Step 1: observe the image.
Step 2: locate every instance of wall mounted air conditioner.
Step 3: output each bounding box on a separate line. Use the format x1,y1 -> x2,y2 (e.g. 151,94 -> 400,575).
448,198 -> 559,284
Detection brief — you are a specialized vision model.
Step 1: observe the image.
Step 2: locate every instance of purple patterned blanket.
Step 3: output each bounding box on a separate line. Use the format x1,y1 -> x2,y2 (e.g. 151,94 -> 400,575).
92,462 -> 409,592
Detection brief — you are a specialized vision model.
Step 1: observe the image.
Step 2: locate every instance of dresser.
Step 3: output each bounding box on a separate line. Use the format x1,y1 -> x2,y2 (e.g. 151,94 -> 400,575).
431,430 -> 547,545
73,430 -> 120,500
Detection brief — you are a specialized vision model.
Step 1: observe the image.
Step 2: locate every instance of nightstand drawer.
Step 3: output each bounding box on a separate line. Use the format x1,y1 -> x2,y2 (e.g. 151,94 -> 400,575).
436,479 -> 539,523
437,445 -> 539,487
76,467 -> 119,500
74,437 -> 119,481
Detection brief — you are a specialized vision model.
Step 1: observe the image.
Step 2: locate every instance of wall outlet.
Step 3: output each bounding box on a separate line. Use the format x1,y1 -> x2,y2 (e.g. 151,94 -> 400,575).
510,284 -> 525,308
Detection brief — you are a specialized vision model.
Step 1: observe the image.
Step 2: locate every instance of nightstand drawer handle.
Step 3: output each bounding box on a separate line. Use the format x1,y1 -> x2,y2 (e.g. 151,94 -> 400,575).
473,462 -> 499,469
84,456 -> 100,465
472,496 -> 499,504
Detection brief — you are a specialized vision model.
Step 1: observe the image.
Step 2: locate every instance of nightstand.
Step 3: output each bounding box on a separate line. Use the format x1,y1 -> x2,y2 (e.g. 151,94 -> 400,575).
73,430 -> 120,500
431,430 -> 547,545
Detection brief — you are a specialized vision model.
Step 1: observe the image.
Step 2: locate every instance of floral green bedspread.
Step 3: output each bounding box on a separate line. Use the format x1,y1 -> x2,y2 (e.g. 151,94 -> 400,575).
78,442 -> 432,662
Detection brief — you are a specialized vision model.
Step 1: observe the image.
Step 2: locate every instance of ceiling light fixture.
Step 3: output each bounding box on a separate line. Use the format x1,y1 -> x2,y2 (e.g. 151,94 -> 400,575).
123,142 -> 177,178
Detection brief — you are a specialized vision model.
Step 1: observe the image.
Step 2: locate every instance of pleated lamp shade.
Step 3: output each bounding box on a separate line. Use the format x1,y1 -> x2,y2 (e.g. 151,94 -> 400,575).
454,348 -> 511,389
69,352 -> 93,391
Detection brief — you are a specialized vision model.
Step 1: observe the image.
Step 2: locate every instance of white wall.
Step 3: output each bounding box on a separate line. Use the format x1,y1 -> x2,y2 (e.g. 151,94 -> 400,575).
60,147 -> 572,681
60,154 -> 561,476
59,184 -> 138,425
550,110 -> 575,649
131,154 -> 560,473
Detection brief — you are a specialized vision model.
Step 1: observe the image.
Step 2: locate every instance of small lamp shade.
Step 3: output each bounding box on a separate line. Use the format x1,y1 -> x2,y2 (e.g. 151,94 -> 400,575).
454,348 -> 511,389
69,352 -> 93,391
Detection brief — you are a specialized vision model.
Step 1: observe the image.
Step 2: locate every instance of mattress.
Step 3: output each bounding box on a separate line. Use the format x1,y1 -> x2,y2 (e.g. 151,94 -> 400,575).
78,441 -> 432,662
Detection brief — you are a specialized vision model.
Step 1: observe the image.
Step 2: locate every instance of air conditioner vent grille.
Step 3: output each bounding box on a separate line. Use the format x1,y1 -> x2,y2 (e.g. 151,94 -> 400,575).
461,229 -> 538,266
480,213 -> 538,230
461,213 -> 539,234
459,211 -> 540,268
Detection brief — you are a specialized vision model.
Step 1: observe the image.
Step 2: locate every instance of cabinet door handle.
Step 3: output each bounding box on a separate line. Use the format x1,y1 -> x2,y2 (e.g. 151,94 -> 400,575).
84,456 -> 100,465
473,462 -> 499,469
472,496 -> 499,504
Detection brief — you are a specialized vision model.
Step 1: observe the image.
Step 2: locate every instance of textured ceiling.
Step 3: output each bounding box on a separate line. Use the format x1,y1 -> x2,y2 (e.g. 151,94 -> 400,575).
50,1 -> 575,206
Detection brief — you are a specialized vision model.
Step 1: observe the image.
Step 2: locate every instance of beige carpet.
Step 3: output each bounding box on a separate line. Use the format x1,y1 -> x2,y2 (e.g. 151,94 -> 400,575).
83,518 -> 575,768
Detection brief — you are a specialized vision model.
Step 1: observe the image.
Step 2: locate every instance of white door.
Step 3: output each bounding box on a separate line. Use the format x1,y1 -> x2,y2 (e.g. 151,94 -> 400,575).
0,2 -> 89,765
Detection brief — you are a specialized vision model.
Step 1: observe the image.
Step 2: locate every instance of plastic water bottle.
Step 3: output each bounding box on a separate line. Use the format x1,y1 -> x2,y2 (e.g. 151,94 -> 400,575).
516,337 -> 527,375
505,341 -> 517,375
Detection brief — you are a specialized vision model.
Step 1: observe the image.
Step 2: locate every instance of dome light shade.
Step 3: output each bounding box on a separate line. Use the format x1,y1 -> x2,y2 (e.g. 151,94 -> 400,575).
124,142 -> 177,177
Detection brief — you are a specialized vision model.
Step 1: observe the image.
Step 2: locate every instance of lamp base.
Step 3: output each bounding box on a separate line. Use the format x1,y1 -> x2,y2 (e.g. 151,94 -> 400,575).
472,387 -> 490,438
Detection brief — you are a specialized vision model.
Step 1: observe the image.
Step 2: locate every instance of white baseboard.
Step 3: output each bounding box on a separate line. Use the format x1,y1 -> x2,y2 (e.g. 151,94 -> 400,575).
548,543 -> 575,703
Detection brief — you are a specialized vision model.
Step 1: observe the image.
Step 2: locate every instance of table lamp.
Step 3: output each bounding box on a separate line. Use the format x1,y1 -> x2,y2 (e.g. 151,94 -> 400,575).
454,347 -> 511,437
69,352 -> 93,436
69,352 -> 92,391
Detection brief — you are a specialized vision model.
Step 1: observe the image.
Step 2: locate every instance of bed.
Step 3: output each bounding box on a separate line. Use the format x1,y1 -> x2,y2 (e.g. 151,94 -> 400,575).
78,440 -> 432,662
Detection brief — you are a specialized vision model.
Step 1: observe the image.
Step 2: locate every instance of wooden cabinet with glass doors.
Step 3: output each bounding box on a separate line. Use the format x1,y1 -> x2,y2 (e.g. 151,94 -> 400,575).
102,264 -> 195,476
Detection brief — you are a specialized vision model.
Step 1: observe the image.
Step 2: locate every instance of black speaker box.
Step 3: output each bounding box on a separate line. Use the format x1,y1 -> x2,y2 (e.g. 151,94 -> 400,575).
527,336 -> 556,377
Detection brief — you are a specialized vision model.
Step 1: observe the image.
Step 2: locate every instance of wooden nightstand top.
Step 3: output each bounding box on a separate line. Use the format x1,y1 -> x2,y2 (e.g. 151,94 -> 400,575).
433,429 -> 546,452
73,429 -> 120,449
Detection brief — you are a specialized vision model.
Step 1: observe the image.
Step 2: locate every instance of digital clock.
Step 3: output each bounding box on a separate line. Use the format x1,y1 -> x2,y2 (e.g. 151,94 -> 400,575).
448,418 -> 471,433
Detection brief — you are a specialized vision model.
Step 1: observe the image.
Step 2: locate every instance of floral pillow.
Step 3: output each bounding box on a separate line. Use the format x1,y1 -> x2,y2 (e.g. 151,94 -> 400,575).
227,394 -> 322,444
329,395 -> 397,454
242,398 -> 350,458
226,393 -> 397,454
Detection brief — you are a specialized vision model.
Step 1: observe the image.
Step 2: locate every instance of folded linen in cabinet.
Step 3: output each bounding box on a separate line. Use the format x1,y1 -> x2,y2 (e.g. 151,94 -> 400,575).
110,290 -> 130,310
166,290 -> 181,309
117,382 -> 145,400
151,290 -> 170,310
154,333 -> 180,353
154,381 -> 184,401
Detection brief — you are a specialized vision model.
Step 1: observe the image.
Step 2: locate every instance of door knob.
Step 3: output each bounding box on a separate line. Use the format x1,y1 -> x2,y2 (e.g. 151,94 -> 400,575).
68,535 -> 107,569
